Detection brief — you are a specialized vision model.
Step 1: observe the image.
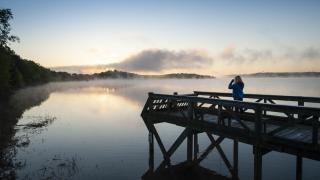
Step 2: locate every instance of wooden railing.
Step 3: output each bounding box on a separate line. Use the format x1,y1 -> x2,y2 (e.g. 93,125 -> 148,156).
194,91 -> 320,106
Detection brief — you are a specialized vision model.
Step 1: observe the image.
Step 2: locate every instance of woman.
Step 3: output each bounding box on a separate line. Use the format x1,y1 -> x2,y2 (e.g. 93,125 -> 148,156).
228,76 -> 244,101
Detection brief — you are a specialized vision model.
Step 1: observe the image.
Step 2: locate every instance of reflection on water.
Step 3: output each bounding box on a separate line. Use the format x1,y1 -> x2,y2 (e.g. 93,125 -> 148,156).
0,78 -> 320,179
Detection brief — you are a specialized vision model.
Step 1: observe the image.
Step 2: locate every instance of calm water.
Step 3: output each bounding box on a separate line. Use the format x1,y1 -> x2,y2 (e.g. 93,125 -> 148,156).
1,78 -> 320,179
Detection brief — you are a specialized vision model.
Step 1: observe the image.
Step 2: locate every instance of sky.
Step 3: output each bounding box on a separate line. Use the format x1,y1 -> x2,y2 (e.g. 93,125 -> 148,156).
1,0 -> 320,75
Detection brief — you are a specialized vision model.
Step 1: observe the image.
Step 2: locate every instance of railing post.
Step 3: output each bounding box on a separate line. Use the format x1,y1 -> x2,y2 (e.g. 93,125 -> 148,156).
298,100 -> 304,106
255,107 -> 262,137
188,101 -> 194,121
168,92 -> 178,111
218,105 -> 223,125
298,100 -> 304,121
142,93 -> 154,114
263,99 -> 267,116
148,132 -> 154,172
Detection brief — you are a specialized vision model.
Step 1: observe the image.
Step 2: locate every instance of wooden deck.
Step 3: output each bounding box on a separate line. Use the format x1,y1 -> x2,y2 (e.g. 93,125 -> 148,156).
154,110 -> 319,144
141,91 -> 320,180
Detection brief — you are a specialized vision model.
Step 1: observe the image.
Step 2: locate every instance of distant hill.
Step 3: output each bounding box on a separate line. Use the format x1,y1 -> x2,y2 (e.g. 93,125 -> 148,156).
51,65 -> 215,79
153,73 -> 214,79
93,70 -> 215,79
93,70 -> 139,79
228,72 -> 320,78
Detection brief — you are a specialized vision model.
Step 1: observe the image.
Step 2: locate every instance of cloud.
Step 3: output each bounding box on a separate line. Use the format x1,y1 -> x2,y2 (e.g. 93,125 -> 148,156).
110,49 -> 213,72
88,48 -> 100,54
286,47 -> 320,61
220,46 -> 273,64
299,47 -> 320,60
221,45 -> 236,59
219,46 -> 319,64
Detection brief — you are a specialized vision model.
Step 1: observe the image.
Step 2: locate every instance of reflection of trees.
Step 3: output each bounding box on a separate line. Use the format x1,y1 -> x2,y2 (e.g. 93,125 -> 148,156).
0,85 -> 51,179
0,81 -> 134,178
0,79 -> 183,179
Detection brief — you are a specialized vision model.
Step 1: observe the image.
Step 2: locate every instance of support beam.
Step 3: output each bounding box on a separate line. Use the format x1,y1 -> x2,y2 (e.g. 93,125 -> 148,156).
233,139 -> 239,179
187,129 -> 193,163
194,131 -> 198,160
196,136 -> 224,164
157,128 -> 189,170
207,133 -> 234,177
148,132 -> 154,172
296,155 -> 303,180
142,119 -> 170,166
254,146 -> 262,180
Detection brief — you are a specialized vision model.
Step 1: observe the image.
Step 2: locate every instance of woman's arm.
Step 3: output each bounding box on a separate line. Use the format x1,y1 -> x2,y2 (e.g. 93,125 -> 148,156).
228,79 -> 234,89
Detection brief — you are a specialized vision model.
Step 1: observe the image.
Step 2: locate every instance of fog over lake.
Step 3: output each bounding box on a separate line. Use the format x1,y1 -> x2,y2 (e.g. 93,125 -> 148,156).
1,78 -> 320,180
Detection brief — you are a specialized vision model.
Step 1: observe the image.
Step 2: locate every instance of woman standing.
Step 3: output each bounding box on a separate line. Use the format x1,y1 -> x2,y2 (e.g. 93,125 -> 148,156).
228,76 -> 244,101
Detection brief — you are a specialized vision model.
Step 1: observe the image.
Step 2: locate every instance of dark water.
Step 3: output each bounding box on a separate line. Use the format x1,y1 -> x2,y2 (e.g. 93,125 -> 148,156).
1,78 -> 320,179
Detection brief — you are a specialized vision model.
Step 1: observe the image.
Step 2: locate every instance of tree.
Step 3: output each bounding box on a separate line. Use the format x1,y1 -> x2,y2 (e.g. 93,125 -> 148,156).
0,48 -> 11,97
0,9 -> 19,48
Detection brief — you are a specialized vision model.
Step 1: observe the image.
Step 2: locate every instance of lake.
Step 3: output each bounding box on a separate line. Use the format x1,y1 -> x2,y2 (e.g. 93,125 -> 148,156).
1,78 -> 320,180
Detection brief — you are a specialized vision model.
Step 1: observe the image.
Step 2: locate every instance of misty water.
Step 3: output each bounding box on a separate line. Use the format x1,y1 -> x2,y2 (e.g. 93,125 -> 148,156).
1,78 -> 320,180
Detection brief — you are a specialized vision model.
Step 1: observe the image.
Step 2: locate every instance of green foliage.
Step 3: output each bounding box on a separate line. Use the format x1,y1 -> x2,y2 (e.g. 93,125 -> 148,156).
0,9 -> 19,47
10,66 -> 24,88
0,48 -> 11,97
0,46 -> 77,98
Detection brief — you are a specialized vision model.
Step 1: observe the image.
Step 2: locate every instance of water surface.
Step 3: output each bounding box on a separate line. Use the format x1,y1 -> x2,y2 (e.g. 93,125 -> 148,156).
1,78 -> 320,179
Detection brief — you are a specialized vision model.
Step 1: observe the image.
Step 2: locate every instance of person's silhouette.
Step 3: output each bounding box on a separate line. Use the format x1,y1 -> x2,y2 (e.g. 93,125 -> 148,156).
228,76 -> 244,101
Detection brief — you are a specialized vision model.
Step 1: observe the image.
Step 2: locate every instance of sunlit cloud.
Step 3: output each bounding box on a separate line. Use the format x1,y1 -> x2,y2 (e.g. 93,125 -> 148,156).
109,49 -> 214,73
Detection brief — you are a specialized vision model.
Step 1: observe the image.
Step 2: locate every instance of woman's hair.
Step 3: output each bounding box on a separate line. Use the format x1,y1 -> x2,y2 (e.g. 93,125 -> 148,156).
235,76 -> 243,84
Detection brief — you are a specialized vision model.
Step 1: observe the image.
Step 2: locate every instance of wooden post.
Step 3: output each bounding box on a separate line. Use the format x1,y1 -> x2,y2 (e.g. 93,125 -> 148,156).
218,105 -> 222,125
194,131 -> 198,160
187,129 -> 193,163
255,107 -> 262,138
254,107 -> 263,180
263,99 -> 267,116
312,116 -> 318,146
298,100 -> 304,121
148,132 -> 154,172
233,139 -> 239,178
296,155 -> 302,180
188,102 -> 194,121
254,146 -> 262,180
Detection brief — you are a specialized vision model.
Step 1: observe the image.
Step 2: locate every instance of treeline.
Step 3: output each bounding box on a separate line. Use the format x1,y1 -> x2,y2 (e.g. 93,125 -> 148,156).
155,73 -> 214,79
0,46 -> 81,98
0,8 -> 77,98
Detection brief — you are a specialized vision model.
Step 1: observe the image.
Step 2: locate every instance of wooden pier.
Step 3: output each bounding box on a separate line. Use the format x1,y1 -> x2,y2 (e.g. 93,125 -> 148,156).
141,91 -> 320,180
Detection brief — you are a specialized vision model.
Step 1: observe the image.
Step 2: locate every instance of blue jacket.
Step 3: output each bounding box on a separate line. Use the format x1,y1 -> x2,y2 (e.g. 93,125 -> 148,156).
228,80 -> 244,100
